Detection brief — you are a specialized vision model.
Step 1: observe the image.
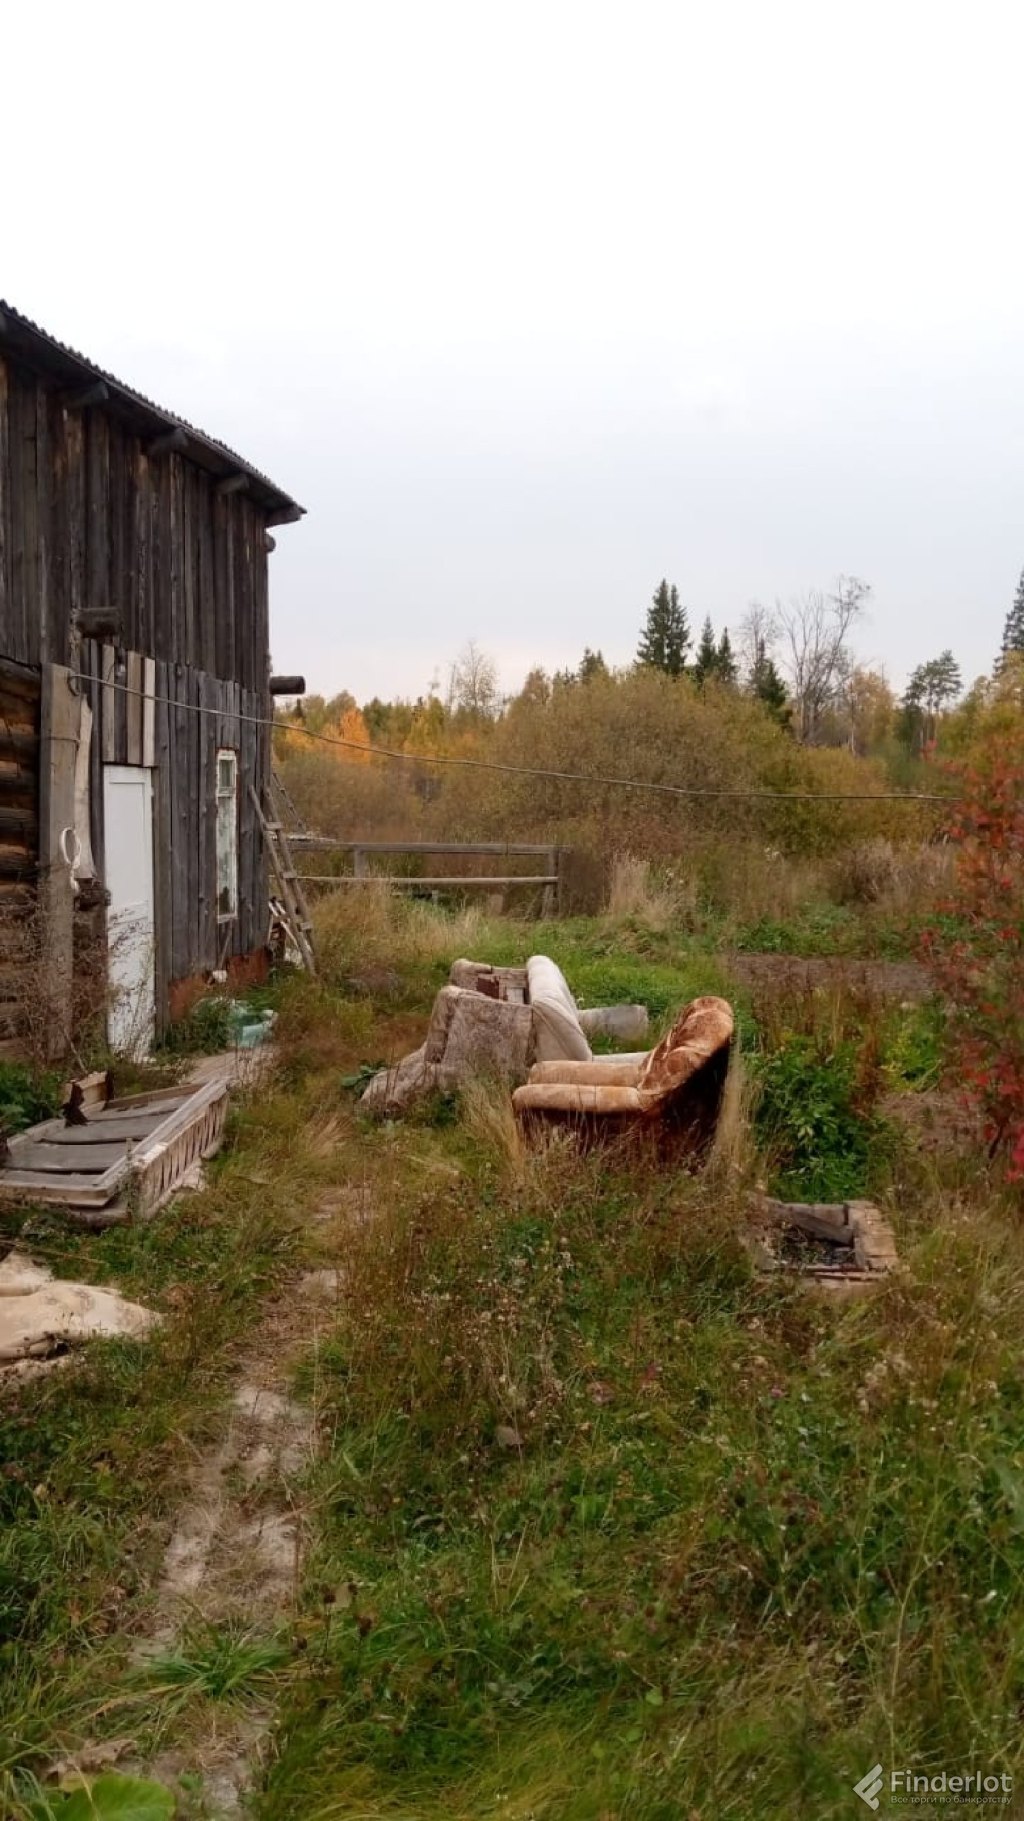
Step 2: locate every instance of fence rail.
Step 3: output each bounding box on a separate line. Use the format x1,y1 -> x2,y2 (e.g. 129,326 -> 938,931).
290,837 -> 564,914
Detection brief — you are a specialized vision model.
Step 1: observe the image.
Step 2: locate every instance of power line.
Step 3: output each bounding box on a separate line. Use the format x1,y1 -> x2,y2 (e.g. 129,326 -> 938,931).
96,674 -> 950,806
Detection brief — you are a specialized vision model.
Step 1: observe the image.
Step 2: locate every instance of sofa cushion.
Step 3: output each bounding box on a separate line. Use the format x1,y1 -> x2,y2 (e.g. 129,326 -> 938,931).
636,996 -> 734,1108
526,955 -> 592,1062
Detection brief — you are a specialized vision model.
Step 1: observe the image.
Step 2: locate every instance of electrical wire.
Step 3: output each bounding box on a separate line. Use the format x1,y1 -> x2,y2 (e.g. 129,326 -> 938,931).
96,674 -> 951,807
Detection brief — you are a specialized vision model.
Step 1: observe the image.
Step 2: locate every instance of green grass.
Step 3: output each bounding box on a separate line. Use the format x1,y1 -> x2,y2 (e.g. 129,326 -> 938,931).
1,891 -> 1014,1820
0,1105 -> 305,1806
262,1142 -> 1024,1819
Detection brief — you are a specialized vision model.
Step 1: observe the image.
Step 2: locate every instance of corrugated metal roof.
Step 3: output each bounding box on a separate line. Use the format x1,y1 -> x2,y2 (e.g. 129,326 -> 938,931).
0,300 -> 304,523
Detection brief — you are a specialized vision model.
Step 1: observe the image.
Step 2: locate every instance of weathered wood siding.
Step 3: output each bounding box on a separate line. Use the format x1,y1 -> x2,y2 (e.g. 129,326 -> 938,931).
78,646 -> 268,1022
0,355 -> 270,689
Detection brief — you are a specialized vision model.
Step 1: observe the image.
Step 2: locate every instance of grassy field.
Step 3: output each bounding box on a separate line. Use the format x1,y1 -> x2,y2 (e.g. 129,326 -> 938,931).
2,879 -> 1023,1818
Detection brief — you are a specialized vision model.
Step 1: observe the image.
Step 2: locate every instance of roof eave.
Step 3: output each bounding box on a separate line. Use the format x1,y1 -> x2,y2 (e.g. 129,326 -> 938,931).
0,302 -> 304,522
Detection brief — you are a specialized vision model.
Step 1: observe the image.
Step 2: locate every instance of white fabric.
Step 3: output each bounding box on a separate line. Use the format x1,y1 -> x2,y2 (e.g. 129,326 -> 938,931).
526,955 -> 592,1063
0,1251 -> 160,1366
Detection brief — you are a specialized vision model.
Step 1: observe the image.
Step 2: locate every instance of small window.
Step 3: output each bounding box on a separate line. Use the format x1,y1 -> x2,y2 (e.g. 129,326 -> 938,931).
216,749 -> 238,921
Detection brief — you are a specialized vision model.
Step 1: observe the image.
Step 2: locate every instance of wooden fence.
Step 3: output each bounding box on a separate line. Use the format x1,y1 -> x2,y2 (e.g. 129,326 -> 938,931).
290,838 -> 565,915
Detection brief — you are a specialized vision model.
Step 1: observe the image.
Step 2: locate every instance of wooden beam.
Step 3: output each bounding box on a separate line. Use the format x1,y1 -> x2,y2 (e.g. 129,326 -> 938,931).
264,533 -> 276,552
265,503 -> 304,527
62,380 -> 109,411
269,674 -> 306,696
74,604 -> 123,642
147,425 -> 188,457
290,837 -> 557,857
216,472 -> 249,497
299,874 -> 558,889
38,665 -> 80,1061
142,656 -> 156,767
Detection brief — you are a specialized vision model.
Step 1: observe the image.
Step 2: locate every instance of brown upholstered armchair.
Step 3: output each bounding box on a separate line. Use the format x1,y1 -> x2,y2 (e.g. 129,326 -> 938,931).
511,995 -> 734,1150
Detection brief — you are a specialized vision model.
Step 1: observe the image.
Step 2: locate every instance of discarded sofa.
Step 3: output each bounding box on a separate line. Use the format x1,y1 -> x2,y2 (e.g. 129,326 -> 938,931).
359,955 -> 649,1117
512,994 -> 735,1151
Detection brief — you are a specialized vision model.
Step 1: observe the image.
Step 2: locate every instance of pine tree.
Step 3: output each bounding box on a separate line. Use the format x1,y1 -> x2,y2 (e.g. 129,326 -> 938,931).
716,628 -> 738,686
637,579 -> 691,677
901,650 -> 962,754
1002,569 -> 1024,659
749,635 -> 790,728
693,616 -> 718,686
578,647 -> 608,683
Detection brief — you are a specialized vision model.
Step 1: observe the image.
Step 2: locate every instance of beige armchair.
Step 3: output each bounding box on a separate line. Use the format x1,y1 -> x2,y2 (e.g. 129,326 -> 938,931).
512,995 -> 734,1148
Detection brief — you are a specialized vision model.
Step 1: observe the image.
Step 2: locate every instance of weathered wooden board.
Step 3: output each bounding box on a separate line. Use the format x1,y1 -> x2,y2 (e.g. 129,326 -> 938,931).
0,1077 -> 228,1210
0,354 -> 272,690
10,1141 -> 130,1173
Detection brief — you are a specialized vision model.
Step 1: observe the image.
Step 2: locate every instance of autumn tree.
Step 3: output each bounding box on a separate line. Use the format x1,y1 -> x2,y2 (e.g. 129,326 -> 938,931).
901,650 -> 962,755
843,666 -> 896,756
637,579 -> 690,677
578,647 -> 608,683
776,576 -> 870,743
448,641 -> 499,719
1000,569 -> 1024,663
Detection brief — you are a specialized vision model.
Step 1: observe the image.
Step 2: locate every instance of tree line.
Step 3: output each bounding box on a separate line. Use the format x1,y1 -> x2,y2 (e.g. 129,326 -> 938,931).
280,567 -> 1024,777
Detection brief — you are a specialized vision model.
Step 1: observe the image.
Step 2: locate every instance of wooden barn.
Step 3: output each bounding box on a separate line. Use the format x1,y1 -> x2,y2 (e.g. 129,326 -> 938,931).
0,302 -> 304,1057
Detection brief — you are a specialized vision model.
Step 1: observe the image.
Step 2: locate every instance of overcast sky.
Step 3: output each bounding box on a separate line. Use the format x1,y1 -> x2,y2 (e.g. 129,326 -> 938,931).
6,0 -> 1024,701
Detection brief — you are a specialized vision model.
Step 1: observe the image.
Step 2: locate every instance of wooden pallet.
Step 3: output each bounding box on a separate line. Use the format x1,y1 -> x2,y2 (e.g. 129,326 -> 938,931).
0,1077 -> 229,1224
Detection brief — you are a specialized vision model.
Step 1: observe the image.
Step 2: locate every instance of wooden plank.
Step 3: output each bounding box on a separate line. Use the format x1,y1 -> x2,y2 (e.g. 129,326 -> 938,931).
0,360 -> 9,639
85,410 -> 109,620
198,487 -> 215,672
126,649 -> 143,766
10,373 -> 36,665
197,671 -> 216,967
66,408 -> 86,630
170,662 -> 189,979
106,422 -> 127,644
0,1170 -> 120,1208
142,656 -> 156,768
105,1085 -> 187,1112
152,660 -> 173,1026
86,640 -> 104,877
0,653 -> 42,692
128,1076 -> 227,1159
101,643 -> 116,762
38,663 -> 79,1059
212,498 -> 229,677
131,447 -> 150,658
35,387 -> 51,664
169,454 -> 183,662
10,1140 -> 128,1174
301,874 -> 559,888
182,465 -> 196,665
25,1111 -> 178,1144
289,838 -> 555,856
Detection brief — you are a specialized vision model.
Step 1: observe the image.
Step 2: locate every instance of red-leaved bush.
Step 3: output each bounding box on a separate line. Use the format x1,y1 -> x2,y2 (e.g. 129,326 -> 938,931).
922,732 -> 1024,1180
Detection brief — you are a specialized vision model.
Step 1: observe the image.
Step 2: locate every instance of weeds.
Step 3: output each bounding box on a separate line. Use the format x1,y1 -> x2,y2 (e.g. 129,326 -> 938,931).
1,882 -> 1016,1821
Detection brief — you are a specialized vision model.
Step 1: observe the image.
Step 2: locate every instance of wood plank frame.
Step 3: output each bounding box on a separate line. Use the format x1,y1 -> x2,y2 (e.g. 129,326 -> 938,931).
0,1076 -> 228,1210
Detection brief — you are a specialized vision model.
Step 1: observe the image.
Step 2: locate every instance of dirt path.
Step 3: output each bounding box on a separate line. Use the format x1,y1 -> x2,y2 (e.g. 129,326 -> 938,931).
125,1262 -> 341,1817
727,952 -> 930,1001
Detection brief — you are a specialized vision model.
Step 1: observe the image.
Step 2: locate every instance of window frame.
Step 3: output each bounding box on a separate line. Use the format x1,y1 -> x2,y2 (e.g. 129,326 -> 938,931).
215,748 -> 239,923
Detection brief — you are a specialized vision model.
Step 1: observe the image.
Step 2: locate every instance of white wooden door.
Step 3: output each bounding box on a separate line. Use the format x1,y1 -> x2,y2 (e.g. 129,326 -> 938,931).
103,765 -> 155,1058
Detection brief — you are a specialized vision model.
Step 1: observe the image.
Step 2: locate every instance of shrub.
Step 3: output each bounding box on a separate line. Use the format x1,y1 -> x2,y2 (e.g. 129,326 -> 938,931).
922,732 -> 1024,1179
751,1035 -> 883,1199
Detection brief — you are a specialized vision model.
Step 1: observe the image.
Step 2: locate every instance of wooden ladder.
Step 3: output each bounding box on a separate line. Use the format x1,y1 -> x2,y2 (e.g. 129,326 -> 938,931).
250,781 -> 317,974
